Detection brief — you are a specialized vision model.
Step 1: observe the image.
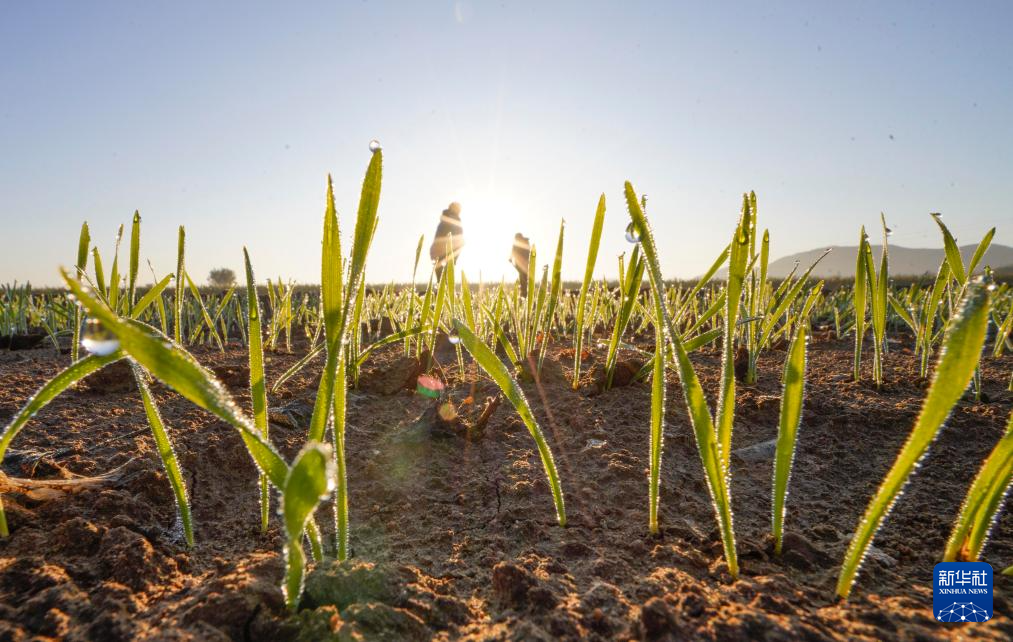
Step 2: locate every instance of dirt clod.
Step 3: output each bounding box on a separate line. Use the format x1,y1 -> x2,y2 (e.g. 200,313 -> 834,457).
81,360 -> 134,394
358,354 -> 422,395
303,560 -> 398,610
640,596 -> 678,639
98,527 -> 177,591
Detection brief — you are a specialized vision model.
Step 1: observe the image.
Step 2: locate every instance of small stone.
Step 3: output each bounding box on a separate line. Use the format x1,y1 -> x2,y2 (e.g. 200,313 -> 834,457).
779,531 -> 833,568
732,438 -> 778,462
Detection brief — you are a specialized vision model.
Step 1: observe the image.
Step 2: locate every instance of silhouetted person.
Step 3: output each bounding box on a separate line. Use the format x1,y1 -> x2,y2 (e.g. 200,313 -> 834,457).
510,233 -> 531,297
430,202 -> 463,279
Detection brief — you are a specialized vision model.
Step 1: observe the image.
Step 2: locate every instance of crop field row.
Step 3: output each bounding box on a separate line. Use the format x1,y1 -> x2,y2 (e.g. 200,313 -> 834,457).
1,149 -> 1011,638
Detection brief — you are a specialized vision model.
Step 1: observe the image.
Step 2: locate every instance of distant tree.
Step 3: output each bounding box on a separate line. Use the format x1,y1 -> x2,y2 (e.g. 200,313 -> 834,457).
208,267 -> 237,288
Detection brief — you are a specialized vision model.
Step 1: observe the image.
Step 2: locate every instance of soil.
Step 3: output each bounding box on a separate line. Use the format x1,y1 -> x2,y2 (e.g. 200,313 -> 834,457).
0,333 -> 46,351
0,332 -> 1011,640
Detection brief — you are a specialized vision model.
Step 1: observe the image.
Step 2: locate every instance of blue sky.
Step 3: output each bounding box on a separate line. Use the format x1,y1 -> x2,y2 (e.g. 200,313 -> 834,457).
2,1 -> 1011,286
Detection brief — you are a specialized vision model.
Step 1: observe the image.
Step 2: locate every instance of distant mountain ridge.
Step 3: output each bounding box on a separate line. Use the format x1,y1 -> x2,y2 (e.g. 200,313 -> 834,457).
764,243 -> 1013,279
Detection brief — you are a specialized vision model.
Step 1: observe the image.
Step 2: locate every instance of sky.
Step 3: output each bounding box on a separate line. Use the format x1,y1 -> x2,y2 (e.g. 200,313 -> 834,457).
1,1 -> 1011,287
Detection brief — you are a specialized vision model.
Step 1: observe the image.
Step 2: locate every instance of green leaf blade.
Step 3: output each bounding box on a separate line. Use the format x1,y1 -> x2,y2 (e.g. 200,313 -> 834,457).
62,269 -> 290,489
772,321 -> 808,554
837,281 -> 991,599
282,443 -> 334,610
943,412 -> 1013,562
624,180 -> 737,578
131,362 -> 193,547
453,320 -> 566,527
572,194 -> 606,389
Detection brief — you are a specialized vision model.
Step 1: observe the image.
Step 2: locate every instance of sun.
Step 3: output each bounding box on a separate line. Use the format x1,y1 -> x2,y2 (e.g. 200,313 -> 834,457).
449,188 -> 522,284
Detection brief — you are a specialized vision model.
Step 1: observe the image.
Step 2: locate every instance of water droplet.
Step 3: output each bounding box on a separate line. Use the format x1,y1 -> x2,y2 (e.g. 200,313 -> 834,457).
931,212 -> 943,219
368,139 -> 382,153
81,318 -> 120,355
625,222 -> 642,243
448,331 -> 461,345
885,227 -> 893,236
584,438 -> 606,449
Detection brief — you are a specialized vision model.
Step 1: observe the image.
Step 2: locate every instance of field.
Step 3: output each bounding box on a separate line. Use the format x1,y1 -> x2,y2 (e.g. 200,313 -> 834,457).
1,152 -> 1012,640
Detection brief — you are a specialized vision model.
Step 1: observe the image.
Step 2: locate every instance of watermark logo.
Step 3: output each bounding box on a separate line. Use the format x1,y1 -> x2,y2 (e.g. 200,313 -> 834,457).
933,562 -> 992,622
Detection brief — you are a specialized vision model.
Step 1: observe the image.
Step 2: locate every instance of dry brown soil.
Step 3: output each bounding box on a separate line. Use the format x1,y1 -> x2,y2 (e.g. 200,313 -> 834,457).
0,332 -> 1011,640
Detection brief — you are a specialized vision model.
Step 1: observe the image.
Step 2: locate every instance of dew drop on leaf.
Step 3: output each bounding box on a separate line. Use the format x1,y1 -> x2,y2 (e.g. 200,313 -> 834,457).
625,222 -> 642,244
81,318 -> 120,356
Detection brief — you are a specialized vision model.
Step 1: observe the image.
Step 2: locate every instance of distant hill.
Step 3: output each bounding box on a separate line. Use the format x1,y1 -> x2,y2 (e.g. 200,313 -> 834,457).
765,244 -> 1013,279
